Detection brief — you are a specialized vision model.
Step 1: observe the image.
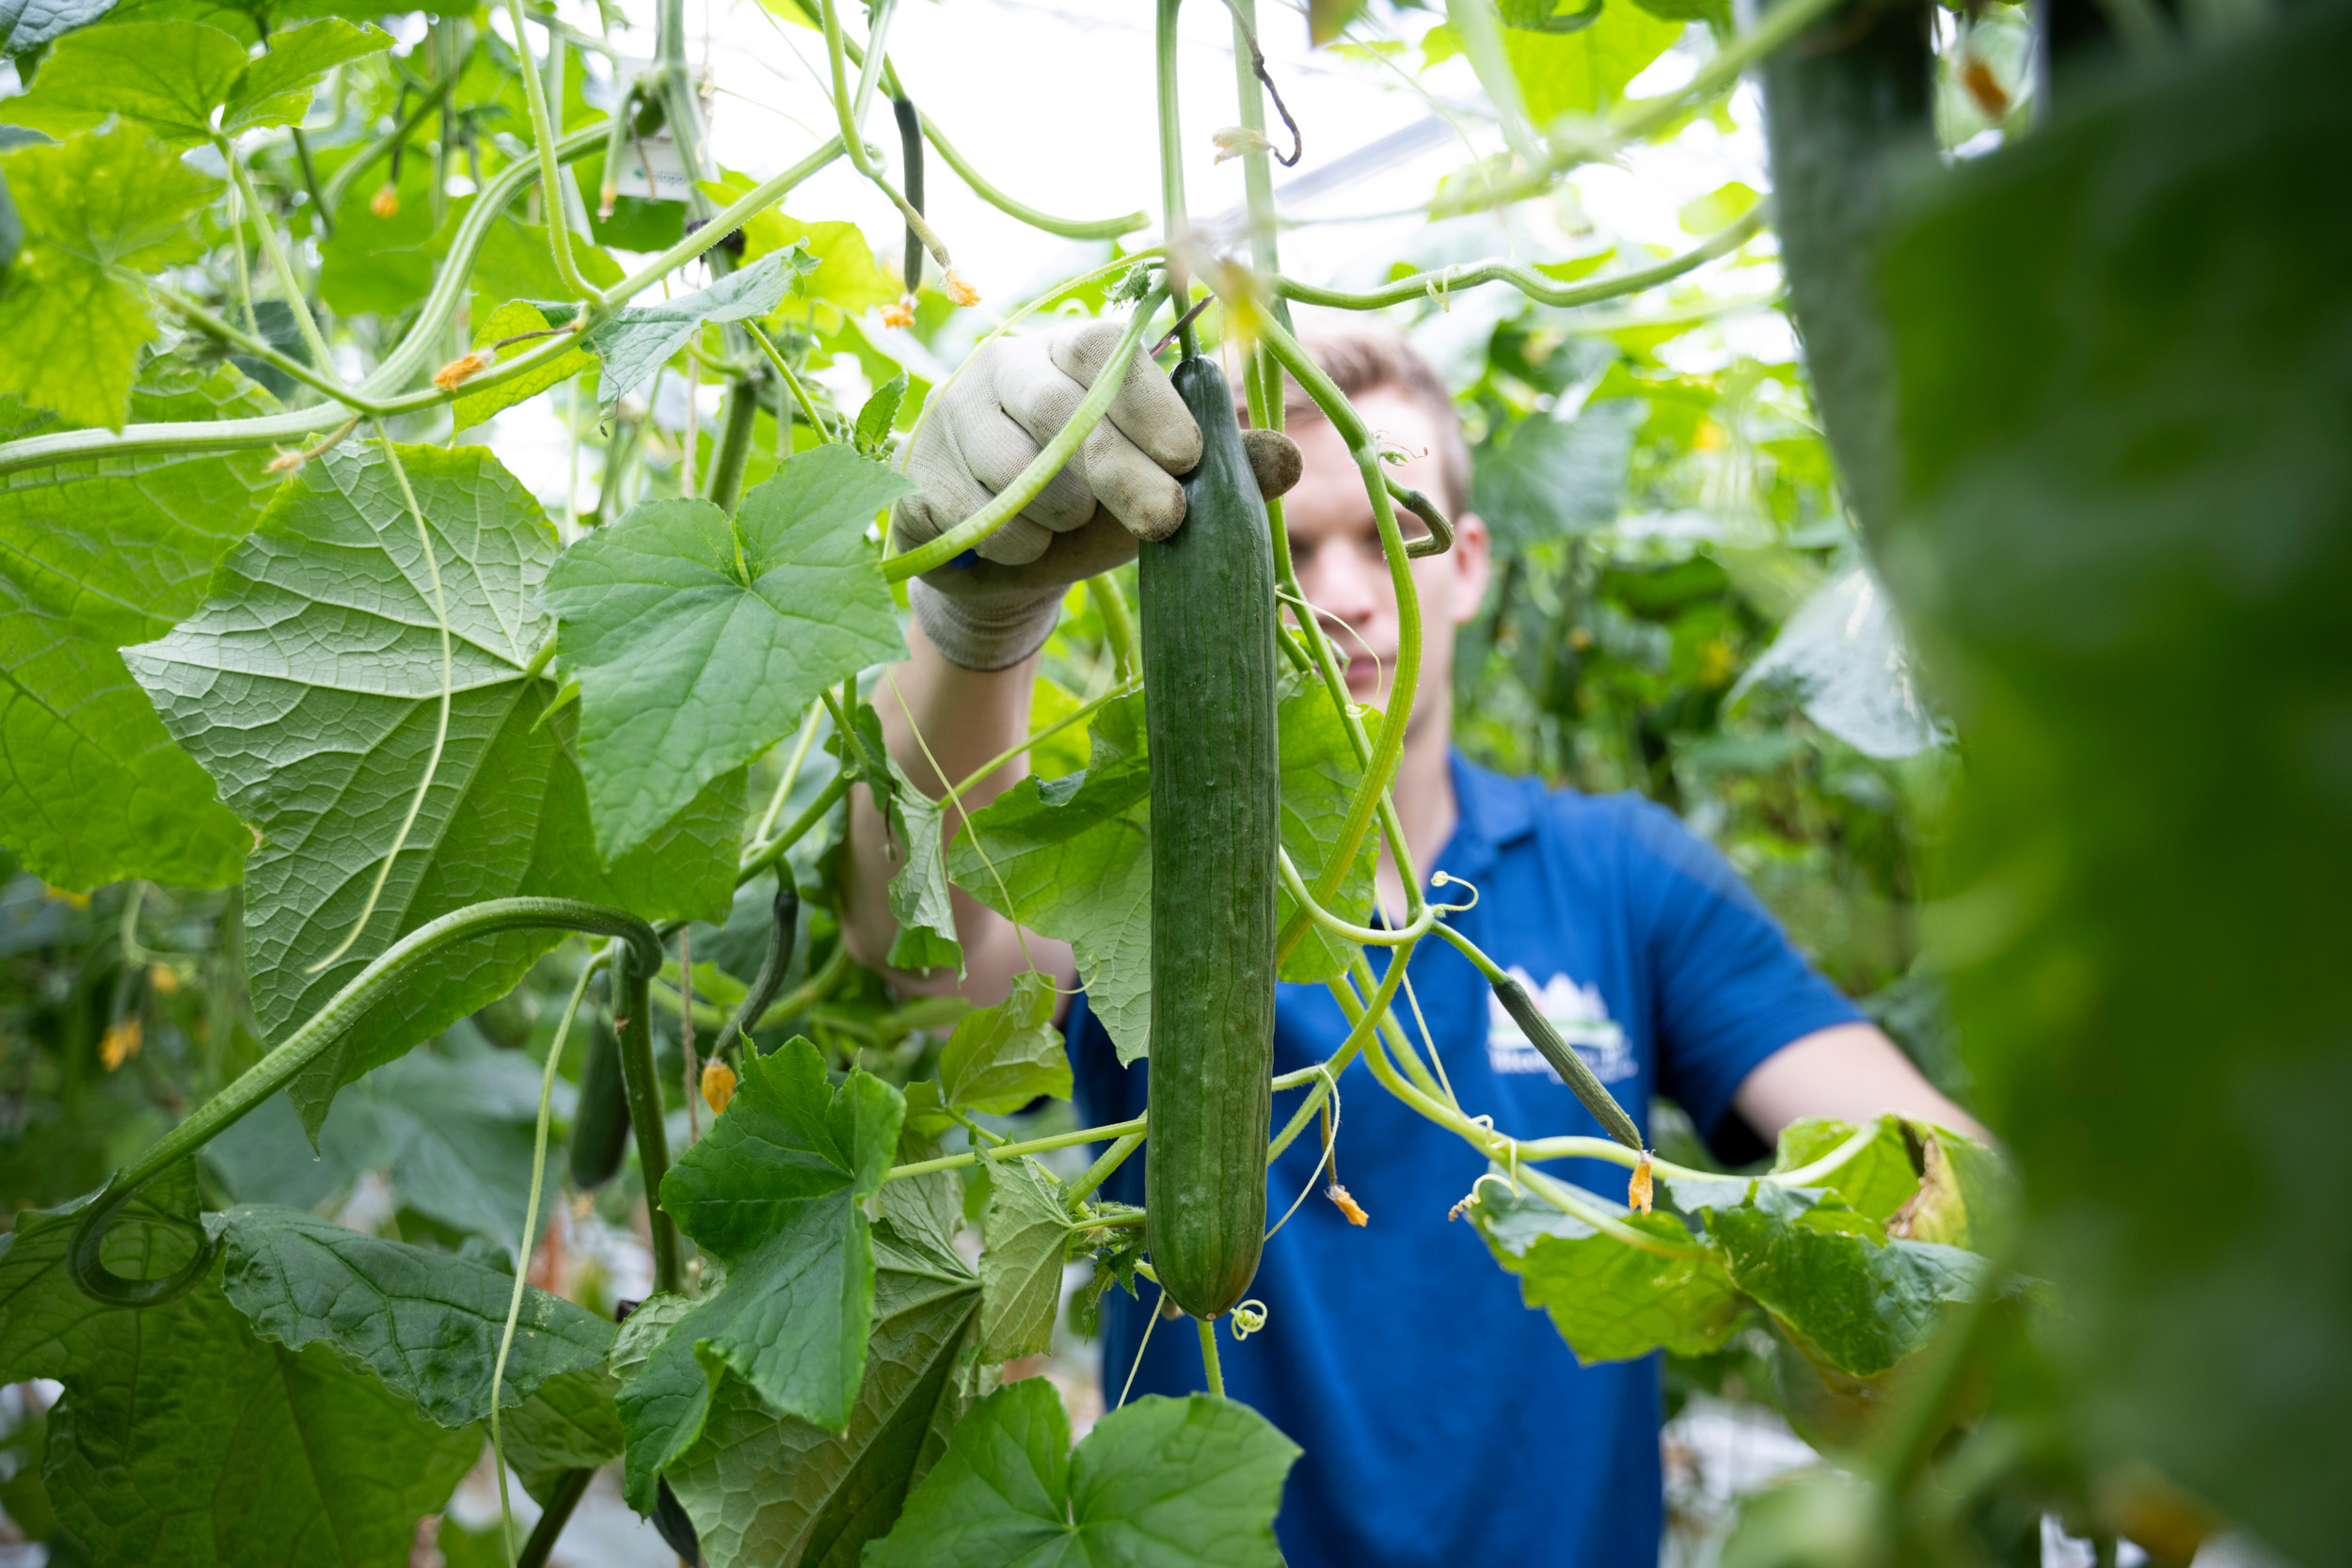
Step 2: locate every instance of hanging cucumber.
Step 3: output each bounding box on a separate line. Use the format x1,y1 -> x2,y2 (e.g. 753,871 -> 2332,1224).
568,1005 -> 630,1190
1141,355 -> 1280,1322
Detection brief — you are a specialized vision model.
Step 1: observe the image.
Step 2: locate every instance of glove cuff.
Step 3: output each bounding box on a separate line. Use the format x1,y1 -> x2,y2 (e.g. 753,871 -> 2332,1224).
910,579 -> 1065,673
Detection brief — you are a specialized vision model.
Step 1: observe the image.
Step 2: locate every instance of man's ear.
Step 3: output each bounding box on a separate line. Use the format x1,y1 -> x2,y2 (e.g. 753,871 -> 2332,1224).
1448,511 -> 1494,626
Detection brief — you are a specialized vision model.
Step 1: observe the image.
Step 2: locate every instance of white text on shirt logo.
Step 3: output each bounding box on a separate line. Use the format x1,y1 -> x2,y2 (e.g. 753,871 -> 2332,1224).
1486,966 -> 1637,1084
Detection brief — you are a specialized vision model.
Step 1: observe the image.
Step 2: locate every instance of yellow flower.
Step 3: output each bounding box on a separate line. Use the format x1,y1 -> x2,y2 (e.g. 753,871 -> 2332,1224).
944,269 -> 981,308
100,1019 -> 142,1071
880,293 -> 916,329
700,1058 -> 738,1117
433,351 -> 491,390
369,183 -> 400,219
148,963 -> 181,995
41,883 -> 89,910
1628,1153 -> 1653,1215
1326,1183 -> 1369,1226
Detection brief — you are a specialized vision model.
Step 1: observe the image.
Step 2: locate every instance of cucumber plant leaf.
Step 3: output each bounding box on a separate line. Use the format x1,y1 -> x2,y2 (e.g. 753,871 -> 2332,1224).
830,697 -> 963,973
215,1202 -> 616,1426
0,20 -> 249,142
218,19 -> 391,135
1769,1114 -> 1922,1224
668,1221 -> 979,1568
3,125 -> 217,267
866,1381 -> 1301,1568
453,299 -> 596,430
937,970 -> 1073,1115
1692,1181 -> 1985,1378
0,1174 -> 480,1566
616,1038 -> 903,1511
125,443 -> 738,1138
0,0 -> 116,55
542,445 -> 913,861
501,1365 -> 626,1506
1274,672 -> 1380,984
0,361 -> 274,886
591,245 -> 816,407
1467,1179 -> 1745,1363
977,1155 -> 1074,1363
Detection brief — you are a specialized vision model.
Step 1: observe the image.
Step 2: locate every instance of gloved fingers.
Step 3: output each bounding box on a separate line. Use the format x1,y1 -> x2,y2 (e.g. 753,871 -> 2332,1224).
1071,418 -> 1188,542
981,338 -> 1105,533
1241,428 -> 1304,499
913,514 -> 1140,601
898,436 -> 1056,565
1049,320 -> 1203,475
944,394 -> 1096,537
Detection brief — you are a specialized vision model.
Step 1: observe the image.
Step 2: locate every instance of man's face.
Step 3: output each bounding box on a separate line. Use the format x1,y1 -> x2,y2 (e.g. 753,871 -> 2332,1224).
1278,387 -> 1493,726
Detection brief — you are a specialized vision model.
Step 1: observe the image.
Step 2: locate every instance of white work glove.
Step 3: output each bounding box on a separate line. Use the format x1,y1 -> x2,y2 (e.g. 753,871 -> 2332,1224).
893,320 -> 1300,672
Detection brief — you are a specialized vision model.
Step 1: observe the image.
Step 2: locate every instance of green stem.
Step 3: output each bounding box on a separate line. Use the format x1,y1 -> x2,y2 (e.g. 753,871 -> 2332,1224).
887,1116 -> 1147,1180
219,144 -> 339,386
745,320 -> 836,443
491,954 -> 598,1560
1197,1316 -> 1225,1392
1155,0 -> 1197,358
817,0 -> 955,271
1087,576 -> 1137,684
612,943 -> 684,1293
951,676 -> 1139,800
149,283 -> 389,413
914,104 -> 1149,240
738,771 -> 850,885
1279,203 -> 1770,311
1277,847 -> 1436,946
515,1466 -> 592,1568
66,899 -> 660,1307
290,127 -> 331,240
704,376 -> 762,511
1067,1132 -> 1144,1203
882,290 -> 1168,578
321,71 -> 453,216
506,0 -> 600,300
1245,309 -> 1426,962
754,700 -> 828,843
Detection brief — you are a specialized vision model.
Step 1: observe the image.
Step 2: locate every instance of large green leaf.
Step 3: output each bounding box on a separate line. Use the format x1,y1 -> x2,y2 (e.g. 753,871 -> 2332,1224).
0,360 -> 274,885
125,443 -> 739,1135
0,17 -> 386,141
219,19 -> 389,135
1769,1115 -> 1921,1224
977,1155 -> 1073,1363
1470,401 -> 1638,558
1692,1181 -> 1982,1378
1468,1178 -> 1744,1363
616,1038 -> 903,1510
668,1222 -> 979,1568
0,20 -> 250,142
950,678 -> 1371,1059
0,249 -> 156,430
591,246 -> 815,407
0,0 -> 116,55
866,1381 -> 1301,1568
542,446 -> 912,860
501,1365 -> 626,1506
215,1203 -> 616,1427
1867,11 -> 2352,1554
0,1177 -> 480,1566
937,970 -> 1073,1115
2,125 -> 216,268
453,300 -> 596,430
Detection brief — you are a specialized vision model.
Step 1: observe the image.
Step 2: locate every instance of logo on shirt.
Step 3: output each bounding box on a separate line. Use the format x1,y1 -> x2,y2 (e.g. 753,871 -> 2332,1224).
1486,967 -> 1636,1084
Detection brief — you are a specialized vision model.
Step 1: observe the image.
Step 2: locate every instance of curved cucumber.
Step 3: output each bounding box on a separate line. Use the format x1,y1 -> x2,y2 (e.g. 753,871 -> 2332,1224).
1140,355 -> 1280,1321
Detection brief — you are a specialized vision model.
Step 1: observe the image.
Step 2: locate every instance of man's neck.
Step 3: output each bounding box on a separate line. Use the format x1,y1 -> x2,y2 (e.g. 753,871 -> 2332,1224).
1375,689 -> 1458,917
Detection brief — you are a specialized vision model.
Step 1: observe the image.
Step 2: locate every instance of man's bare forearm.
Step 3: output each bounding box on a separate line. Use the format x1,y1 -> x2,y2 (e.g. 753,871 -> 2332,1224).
839,621 -> 1076,1006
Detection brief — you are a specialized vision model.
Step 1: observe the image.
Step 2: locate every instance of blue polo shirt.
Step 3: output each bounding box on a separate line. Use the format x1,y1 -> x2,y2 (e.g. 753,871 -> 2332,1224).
1064,752 -> 1866,1568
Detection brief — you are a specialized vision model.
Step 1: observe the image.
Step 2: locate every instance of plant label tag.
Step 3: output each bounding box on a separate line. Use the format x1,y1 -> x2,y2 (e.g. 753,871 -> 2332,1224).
612,132 -> 691,203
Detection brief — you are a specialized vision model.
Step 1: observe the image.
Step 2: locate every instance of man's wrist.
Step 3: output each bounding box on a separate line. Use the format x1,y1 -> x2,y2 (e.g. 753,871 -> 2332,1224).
909,578 -> 1065,673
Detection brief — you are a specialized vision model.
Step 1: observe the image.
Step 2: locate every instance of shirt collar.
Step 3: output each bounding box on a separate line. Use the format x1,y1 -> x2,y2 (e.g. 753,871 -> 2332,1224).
1436,750 -> 1537,886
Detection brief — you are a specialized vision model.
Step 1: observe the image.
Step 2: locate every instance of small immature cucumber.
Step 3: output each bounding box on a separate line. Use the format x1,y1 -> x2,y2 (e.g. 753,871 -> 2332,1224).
568,1008 -> 631,1190
1141,356 -> 1280,1322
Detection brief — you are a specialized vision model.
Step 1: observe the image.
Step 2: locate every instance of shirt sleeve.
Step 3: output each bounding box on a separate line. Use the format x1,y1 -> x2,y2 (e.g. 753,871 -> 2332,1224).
1616,797 -> 1867,1152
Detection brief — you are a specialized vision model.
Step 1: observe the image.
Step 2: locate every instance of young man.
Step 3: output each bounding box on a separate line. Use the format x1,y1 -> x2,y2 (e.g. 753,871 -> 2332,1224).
842,319 -> 1982,1567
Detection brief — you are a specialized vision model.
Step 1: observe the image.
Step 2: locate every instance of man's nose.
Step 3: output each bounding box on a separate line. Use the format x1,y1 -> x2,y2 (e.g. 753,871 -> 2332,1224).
1297,539 -> 1383,630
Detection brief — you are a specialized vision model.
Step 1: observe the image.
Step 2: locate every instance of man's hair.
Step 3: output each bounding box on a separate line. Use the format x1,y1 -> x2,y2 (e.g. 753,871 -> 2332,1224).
1232,320 -> 1470,517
